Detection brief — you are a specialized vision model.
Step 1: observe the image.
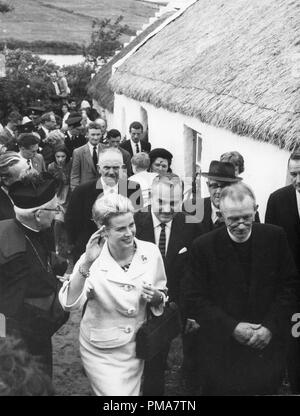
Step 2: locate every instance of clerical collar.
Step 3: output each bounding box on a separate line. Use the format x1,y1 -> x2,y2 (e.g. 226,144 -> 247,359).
19,222 -> 40,233
227,228 -> 252,243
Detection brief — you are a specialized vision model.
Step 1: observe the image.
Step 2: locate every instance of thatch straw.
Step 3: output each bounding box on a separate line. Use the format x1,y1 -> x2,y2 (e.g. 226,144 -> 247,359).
109,0 -> 300,151
88,10 -> 175,113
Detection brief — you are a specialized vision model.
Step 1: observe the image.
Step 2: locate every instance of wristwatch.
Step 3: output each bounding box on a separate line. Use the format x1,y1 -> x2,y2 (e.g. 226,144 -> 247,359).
78,264 -> 90,279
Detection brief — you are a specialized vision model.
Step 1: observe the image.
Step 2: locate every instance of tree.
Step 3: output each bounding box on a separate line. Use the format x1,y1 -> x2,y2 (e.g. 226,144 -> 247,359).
0,1 -> 13,14
62,62 -> 94,103
0,49 -> 58,117
0,49 -> 95,118
84,16 -> 132,68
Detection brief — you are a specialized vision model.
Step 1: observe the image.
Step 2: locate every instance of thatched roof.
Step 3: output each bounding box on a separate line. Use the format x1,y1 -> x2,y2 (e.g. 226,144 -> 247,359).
110,0 -> 300,151
88,10 -> 175,113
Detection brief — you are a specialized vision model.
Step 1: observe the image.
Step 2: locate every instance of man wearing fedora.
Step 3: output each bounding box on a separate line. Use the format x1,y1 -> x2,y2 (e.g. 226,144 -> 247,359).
184,182 -> 298,395
200,160 -> 242,233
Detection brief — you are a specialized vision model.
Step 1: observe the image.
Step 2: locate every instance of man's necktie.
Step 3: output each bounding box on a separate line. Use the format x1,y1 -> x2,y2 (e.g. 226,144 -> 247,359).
158,223 -> 166,257
213,218 -> 223,229
135,143 -> 140,154
27,159 -> 31,169
92,145 -> 98,169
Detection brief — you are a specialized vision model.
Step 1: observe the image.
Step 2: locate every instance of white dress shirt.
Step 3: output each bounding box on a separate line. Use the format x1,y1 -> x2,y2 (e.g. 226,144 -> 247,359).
19,153 -> 32,169
130,140 -> 141,155
52,81 -> 60,96
87,142 -> 101,158
100,177 -> 118,195
41,126 -> 49,139
151,209 -> 172,256
62,112 -> 70,129
296,189 -> 300,218
211,203 -> 220,224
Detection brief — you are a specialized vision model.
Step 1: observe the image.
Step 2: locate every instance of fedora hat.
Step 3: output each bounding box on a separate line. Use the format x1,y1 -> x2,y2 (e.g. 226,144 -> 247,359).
201,160 -> 242,182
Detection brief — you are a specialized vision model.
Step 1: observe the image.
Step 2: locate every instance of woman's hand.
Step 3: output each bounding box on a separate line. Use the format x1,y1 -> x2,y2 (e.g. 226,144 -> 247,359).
84,226 -> 106,265
141,282 -> 163,307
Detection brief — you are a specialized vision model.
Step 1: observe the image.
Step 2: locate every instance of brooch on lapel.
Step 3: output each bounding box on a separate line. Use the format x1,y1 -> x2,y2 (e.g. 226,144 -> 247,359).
141,255 -> 148,263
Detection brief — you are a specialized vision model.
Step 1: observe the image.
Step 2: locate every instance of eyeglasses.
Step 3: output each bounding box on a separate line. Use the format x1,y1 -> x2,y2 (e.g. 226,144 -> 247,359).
38,206 -> 64,214
207,182 -> 229,190
226,214 -> 253,226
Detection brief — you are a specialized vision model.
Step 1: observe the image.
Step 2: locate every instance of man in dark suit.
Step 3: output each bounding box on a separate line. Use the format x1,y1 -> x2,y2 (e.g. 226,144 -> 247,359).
135,174 -> 201,395
265,149 -> 300,393
1,111 -> 22,152
64,112 -> 87,156
185,182 -> 298,395
120,121 -> 151,157
70,122 -> 105,190
36,112 -> 57,167
65,147 -> 143,262
0,152 -> 30,220
106,129 -> 132,177
199,161 -> 242,233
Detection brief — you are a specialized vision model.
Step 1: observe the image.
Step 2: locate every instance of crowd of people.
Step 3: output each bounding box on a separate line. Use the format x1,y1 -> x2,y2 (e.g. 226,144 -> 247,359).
0,93 -> 299,396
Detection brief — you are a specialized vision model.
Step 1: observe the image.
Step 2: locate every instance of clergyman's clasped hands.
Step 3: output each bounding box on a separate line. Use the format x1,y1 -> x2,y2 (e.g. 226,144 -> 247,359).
233,322 -> 272,350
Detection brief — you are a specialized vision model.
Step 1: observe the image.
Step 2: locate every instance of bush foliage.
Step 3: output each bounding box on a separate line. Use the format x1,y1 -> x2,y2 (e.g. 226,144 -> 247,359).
0,49 -> 93,118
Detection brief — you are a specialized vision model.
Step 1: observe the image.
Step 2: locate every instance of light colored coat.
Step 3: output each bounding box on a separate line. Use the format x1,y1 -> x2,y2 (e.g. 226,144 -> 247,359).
70,143 -> 104,190
59,238 -> 167,396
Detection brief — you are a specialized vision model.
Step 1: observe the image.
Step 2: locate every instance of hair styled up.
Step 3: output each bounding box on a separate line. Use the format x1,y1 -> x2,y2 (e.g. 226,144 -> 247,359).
220,151 -> 244,174
92,194 -> 134,227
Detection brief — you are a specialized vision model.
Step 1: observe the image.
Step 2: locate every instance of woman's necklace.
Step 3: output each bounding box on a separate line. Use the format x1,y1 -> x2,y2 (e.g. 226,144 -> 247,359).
109,242 -> 137,272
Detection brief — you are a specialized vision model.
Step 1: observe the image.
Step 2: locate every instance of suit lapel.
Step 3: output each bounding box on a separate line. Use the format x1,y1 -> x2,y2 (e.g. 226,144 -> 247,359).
201,198 -> 213,232
287,185 -> 300,225
166,213 -> 185,261
84,144 -> 96,174
140,212 -> 155,243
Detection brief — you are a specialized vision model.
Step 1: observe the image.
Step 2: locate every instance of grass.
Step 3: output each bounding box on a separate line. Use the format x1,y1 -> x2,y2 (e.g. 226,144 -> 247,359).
0,0 -> 160,51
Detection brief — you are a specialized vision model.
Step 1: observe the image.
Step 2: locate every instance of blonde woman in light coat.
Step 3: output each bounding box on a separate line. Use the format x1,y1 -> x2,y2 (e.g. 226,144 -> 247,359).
59,193 -> 167,396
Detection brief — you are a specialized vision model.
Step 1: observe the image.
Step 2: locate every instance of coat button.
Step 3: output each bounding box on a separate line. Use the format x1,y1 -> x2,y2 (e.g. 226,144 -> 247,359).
127,307 -> 136,315
124,284 -> 133,291
124,326 -> 132,333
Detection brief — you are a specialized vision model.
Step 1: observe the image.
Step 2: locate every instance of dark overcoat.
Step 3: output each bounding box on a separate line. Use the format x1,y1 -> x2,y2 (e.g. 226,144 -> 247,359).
184,223 -> 299,395
65,178 -> 142,262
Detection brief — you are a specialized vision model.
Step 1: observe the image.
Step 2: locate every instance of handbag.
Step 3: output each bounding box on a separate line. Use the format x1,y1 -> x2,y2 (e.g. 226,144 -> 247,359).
136,302 -> 182,360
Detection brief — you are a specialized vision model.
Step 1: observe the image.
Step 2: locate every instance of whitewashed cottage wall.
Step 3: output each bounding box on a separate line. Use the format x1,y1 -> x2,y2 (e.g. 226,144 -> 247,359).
113,94 -> 290,220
